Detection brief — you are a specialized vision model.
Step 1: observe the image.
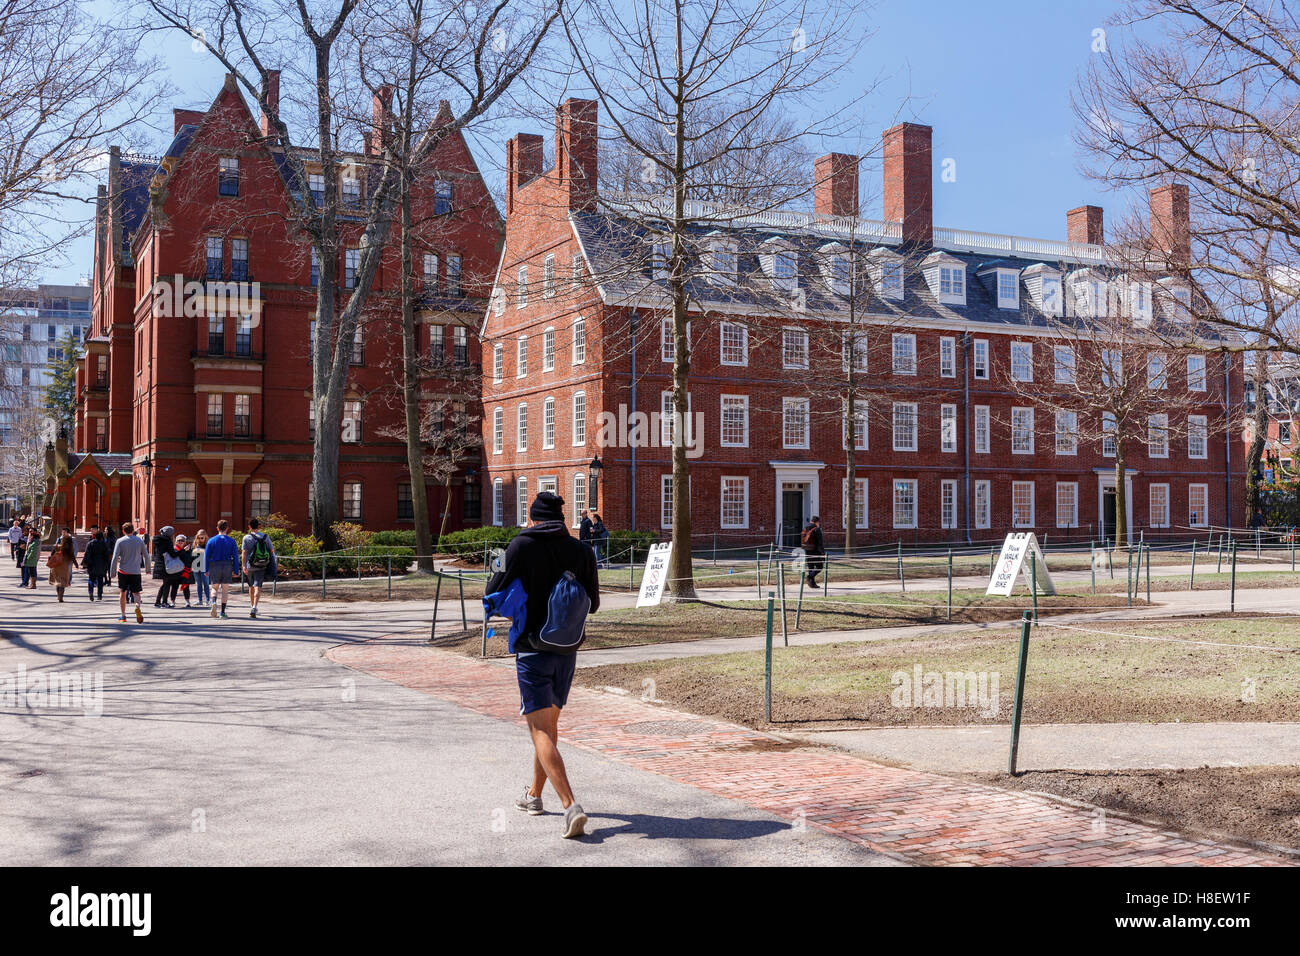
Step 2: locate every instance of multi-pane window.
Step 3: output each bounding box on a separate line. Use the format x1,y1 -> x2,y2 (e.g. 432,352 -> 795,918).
1187,355 -> 1207,391
783,397 -> 809,449
543,255 -> 555,297
892,479 -> 917,529
1188,414 -> 1208,459
721,395 -> 749,447
428,325 -> 446,363
397,483 -> 413,521
341,174 -> 361,205
343,481 -> 362,520
1189,483 -> 1209,527
1056,482 -> 1078,528
843,478 -> 869,529
941,404 -> 957,453
771,250 -> 798,290
1010,342 -> 1033,382
543,397 -> 555,448
1011,407 -> 1035,454
572,316 -> 586,364
1101,349 -> 1121,387
310,248 -> 319,287
1055,410 -> 1078,455
721,323 -> 748,366
880,260 -> 903,297
893,402 -> 917,451
208,314 -> 225,355
1149,483 -> 1170,528
453,326 -> 468,366
492,407 -> 503,454
1053,346 -> 1075,384
516,265 -> 528,308
542,328 -> 555,371
721,477 -> 749,529
973,339 -> 989,379
841,331 -> 869,374
661,391 -> 693,447
516,336 -> 528,377
206,393 -> 224,435
423,253 -> 439,290
1148,413 -> 1169,458
1102,412 -> 1117,457
250,481 -> 271,519
344,248 -> 360,289
939,337 -> 955,377
974,405 -> 990,454
939,265 -> 965,298
782,329 -> 809,369
974,480 -> 991,529
342,400 -> 362,443
892,333 -> 916,374
492,479 -> 504,526
230,238 -> 249,280
350,325 -> 364,365
206,236 -> 223,278
844,400 -> 868,451
308,173 -> 324,205
571,254 -> 584,288
941,479 -> 958,529
1147,353 -> 1167,390
234,394 -> 251,436
997,270 -> 1018,307
434,180 -> 452,215
94,417 -> 107,451
516,477 -> 528,526
571,474 -> 587,525
516,403 -> 528,450
218,157 -> 239,196
446,255 -> 461,296
660,475 -> 674,529
175,481 -> 197,520
463,482 -> 481,523
708,241 -> 737,281
236,315 -> 252,356
1012,481 -> 1035,528
572,392 -> 586,446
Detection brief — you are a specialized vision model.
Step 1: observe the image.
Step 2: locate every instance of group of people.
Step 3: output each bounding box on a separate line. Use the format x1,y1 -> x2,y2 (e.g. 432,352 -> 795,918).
577,510 -> 610,567
9,515 -> 277,623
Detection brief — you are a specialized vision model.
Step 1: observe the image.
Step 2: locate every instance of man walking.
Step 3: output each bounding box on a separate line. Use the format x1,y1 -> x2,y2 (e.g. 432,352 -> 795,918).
204,519 -> 239,619
485,491 -> 600,839
802,515 -> 825,589
240,518 -> 276,619
8,519 -> 22,562
108,521 -> 149,623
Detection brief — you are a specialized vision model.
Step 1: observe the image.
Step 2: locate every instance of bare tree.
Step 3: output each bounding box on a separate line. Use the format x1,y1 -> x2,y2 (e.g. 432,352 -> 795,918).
145,0 -> 558,548
563,0 -> 868,598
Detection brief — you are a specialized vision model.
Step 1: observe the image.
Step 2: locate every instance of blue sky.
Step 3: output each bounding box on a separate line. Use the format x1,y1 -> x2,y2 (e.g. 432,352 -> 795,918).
49,0 -> 1124,285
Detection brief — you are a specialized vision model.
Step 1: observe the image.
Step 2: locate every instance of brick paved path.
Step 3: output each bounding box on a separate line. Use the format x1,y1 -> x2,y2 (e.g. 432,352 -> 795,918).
329,638 -> 1291,867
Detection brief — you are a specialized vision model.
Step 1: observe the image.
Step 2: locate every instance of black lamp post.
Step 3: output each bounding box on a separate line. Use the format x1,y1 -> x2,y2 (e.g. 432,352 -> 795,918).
588,455 -> 604,512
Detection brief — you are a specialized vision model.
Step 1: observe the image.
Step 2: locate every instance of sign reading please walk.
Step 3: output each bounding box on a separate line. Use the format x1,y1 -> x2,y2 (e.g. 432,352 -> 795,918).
986,533 -> 1056,597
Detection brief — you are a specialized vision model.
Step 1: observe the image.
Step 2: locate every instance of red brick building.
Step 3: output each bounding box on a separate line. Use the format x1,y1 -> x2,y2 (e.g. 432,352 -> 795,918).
481,101 -> 1244,548
62,74 -> 502,537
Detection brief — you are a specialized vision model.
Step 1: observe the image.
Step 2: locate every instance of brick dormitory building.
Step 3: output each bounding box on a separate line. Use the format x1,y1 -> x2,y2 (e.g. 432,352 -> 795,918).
48,88 -> 1244,547
48,73 -> 501,536
479,100 -> 1244,548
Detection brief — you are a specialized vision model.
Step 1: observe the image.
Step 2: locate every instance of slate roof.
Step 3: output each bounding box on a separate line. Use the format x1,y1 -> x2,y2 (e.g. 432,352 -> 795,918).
71,452 -> 132,476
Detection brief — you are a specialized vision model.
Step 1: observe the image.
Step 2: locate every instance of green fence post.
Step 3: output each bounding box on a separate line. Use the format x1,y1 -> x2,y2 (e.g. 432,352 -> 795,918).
1008,611 -> 1032,776
823,555 -> 829,597
1217,533 -> 1224,573
357,543 -> 362,582
1189,539 -> 1197,591
1031,552 -> 1038,623
1230,541 -> 1238,613
1256,528 -> 1261,559
1107,543 -> 1113,579
794,567 -> 806,630
387,554 -> 392,600
630,546 -> 636,593
989,547 -> 995,578
1145,544 -> 1151,604
778,563 -> 788,647
1090,541 -> 1096,594
896,540 -> 902,582
458,570 -> 467,630
764,593 -> 774,723
1126,546 -> 1133,608
899,553 -> 906,593
947,548 -> 953,623
321,553 -> 326,599
755,549 -> 761,599
1292,531 -> 1296,572
713,532 -> 717,566
431,573 -> 443,639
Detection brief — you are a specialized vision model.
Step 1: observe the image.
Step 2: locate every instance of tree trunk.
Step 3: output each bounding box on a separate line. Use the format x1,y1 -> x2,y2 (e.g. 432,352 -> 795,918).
399,165 -> 434,572
1113,442 -> 1128,552
844,376 -> 858,553
1245,350 -> 1269,526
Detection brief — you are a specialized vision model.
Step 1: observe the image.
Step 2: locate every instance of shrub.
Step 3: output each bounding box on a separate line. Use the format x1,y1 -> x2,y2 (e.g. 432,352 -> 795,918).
330,521 -> 374,550
606,529 -> 659,562
437,525 -> 520,557
371,530 -> 418,548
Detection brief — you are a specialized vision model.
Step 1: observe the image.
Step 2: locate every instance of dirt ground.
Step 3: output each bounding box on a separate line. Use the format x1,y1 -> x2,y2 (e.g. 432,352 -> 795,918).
973,766 -> 1300,852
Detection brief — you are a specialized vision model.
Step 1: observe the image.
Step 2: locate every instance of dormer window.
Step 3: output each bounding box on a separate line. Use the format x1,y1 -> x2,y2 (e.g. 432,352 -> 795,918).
1070,269 -> 1108,318
817,243 -> 851,297
760,238 -> 798,293
705,236 -> 738,285
996,269 -> 1019,309
1128,277 -> 1153,322
1022,263 -> 1062,316
922,252 -> 966,306
868,248 -> 904,301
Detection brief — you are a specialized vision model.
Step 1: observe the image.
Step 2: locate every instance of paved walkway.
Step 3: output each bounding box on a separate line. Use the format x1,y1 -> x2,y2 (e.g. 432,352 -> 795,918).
331,635 -> 1292,866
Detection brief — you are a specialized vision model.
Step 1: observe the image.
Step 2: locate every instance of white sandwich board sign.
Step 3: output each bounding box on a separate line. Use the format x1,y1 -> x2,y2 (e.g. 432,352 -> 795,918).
986,532 -> 1056,597
637,542 -> 673,607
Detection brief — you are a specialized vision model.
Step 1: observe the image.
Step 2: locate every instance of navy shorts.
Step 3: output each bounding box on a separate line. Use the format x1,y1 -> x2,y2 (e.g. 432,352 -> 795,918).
516,651 -> 577,715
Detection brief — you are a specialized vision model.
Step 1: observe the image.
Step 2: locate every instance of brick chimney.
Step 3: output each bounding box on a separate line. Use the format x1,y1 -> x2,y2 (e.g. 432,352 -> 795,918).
173,109 -> 205,134
555,98 -> 598,212
259,70 -> 280,137
814,153 -> 859,218
882,122 -> 932,246
1149,183 -> 1190,263
366,84 -> 394,156
506,133 -> 544,216
1067,205 -> 1104,245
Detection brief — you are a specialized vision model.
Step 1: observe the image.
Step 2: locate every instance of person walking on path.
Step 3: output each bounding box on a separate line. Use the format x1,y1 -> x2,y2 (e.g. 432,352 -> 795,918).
578,510 -> 593,553
485,490 -> 600,839
151,525 -> 177,607
802,516 -> 825,589
240,518 -> 276,619
83,530 -> 112,601
109,521 -> 149,623
20,528 -> 40,588
174,534 -> 195,607
191,529 -> 211,607
590,512 -> 609,568
46,531 -> 76,602
8,519 -> 22,562
204,520 -> 239,619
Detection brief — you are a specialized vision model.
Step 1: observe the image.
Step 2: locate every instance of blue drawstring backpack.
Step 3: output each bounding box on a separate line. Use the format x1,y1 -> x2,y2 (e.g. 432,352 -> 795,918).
534,570 -> 591,653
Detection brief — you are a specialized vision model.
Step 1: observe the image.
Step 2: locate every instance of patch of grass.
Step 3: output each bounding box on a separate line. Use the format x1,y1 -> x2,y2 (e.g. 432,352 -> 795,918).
573,616 -> 1300,728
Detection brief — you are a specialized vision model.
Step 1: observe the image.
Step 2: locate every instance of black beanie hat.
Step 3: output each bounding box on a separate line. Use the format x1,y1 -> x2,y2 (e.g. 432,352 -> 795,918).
529,490 -> 566,523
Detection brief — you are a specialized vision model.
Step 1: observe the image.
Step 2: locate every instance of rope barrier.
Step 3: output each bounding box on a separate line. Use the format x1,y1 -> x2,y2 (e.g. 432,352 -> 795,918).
1035,619 -> 1299,654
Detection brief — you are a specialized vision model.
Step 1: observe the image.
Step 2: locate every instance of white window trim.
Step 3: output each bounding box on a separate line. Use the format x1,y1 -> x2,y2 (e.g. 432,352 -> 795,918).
939,336 -> 956,378
974,405 -> 990,454
1055,409 -> 1078,457
892,333 -> 917,376
893,401 -> 918,452
1149,483 -> 1171,529
1012,481 -> 1035,528
892,479 -> 918,530
782,396 -> 810,450
973,339 -> 989,380
720,322 -> 749,367
974,480 -> 991,530
1055,482 -> 1078,529
842,477 -> 869,530
1011,406 -> 1035,455
1188,414 -> 1208,460
720,394 -> 750,448
782,328 -> 810,370
1189,483 -> 1210,527
572,392 -> 587,447
720,476 -> 750,529
542,396 -> 555,449
1010,341 -> 1033,383
940,404 -> 957,453
940,479 -> 958,529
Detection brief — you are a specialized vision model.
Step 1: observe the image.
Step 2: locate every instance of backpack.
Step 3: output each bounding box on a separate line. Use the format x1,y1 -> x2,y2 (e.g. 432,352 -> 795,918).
801,526 -> 816,549
248,533 -> 272,570
532,570 -> 591,654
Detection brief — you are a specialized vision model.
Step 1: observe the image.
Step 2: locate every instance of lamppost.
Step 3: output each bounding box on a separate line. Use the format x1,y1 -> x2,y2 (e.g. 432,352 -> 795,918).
588,455 -> 604,512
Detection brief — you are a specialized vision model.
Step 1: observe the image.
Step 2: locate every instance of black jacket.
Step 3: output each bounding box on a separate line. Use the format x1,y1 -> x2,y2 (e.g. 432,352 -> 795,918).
83,538 -> 112,577
151,532 -> 174,578
486,521 -> 600,644
803,523 -> 825,555
578,517 -> 593,542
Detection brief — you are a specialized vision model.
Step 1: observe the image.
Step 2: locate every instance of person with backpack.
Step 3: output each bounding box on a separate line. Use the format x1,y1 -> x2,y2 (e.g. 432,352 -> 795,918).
83,529 -> 112,601
802,515 -> 825,589
240,518 -> 276,619
109,521 -> 149,623
20,528 -> 39,587
204,520 -> 239,619
483,490 -> 600,839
